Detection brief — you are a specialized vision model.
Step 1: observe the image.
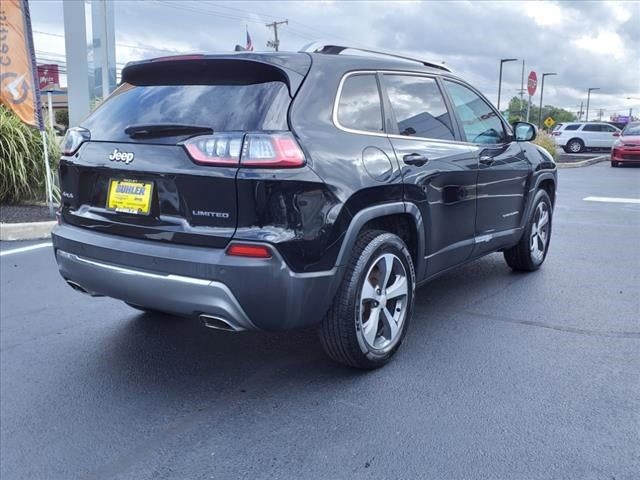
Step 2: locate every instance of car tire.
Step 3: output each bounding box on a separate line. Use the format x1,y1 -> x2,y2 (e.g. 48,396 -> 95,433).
319,230 -> 415,369
504,189 -> 553,272
611,161 -> 618,167
566,139 -> 584,153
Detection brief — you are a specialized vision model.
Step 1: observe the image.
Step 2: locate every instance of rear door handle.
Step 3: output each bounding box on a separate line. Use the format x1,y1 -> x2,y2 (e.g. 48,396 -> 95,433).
403,153 -> 429,166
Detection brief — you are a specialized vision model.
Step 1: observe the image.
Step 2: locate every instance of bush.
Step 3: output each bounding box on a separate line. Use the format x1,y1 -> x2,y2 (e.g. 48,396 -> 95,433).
533,130 -> 558,160
55,108 -> 69,126
0,104 -> 60,204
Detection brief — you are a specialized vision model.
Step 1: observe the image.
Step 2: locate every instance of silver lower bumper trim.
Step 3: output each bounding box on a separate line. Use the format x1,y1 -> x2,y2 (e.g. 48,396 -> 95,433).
56,250 -> 255,330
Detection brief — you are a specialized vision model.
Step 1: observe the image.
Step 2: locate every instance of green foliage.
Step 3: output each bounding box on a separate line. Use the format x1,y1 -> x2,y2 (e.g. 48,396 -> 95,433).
0,104 -> 60,204
55,108 -> 69,126
506,96 -> 576,128
532,130 -> 558,160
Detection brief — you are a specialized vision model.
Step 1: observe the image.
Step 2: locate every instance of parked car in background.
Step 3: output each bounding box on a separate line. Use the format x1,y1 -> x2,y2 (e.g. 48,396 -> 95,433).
611,121 -> 640,167
552,121 -> 621,153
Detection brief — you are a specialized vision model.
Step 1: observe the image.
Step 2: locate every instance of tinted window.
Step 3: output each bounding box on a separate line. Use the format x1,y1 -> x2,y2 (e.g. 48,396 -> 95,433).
601,124 -> 617,132
564,124 -> 580,131
383,75 -> 454,140
83,81 -> 291,142
444,80 -> 506,144
337,74 -> 383,132
622,123 -> 640,135
582,124 -> 602,132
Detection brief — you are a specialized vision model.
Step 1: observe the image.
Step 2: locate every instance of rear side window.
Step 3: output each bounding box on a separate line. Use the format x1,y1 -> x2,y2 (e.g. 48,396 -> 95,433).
336,74 -> 383,133
383,75 -> 455,140
83,81 -> 291,142
564,124 -> 580,131
582,124 -> 602,132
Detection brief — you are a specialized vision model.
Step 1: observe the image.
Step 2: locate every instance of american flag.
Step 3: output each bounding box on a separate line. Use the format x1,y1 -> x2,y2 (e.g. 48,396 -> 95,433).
246,29 -> 254,51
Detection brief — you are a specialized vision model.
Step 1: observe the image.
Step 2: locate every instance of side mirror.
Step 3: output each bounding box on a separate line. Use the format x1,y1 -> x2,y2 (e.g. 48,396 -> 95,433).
513,121 -> 537,142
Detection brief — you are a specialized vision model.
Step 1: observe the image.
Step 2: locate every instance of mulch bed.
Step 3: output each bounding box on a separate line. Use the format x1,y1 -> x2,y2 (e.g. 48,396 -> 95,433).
0,204 -> 56,223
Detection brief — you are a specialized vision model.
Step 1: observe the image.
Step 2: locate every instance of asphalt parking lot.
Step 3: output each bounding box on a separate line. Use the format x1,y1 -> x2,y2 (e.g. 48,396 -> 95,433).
1,162 -> 639,480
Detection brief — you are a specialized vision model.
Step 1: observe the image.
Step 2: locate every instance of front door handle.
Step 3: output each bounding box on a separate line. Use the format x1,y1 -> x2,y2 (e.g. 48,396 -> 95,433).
479,155 -> 494,166
403,153 -> 429,166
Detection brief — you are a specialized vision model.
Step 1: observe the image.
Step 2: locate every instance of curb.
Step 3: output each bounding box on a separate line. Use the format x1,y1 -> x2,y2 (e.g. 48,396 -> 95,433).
557,154 -> 609,169
0,221 -> 56,241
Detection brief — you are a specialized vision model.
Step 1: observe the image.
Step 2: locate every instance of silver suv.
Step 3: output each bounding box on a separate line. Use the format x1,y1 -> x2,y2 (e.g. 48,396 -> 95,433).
552,122 -> 621,153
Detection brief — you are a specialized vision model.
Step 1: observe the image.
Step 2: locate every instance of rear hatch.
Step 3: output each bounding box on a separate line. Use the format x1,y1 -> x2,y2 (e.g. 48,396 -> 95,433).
59,54 -> 310,248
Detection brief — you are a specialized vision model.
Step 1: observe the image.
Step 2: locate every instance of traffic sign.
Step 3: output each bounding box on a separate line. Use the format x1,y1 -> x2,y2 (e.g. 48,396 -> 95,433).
527,71 -> 537,96
544,116 -> 555,129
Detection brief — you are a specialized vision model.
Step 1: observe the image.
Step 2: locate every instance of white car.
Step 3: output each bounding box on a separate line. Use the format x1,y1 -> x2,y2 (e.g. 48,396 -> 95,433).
552,122 -> 621,153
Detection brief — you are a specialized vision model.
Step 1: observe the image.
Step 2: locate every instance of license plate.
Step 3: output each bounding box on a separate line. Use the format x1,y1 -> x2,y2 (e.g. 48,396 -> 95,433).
107,179 -> 153,215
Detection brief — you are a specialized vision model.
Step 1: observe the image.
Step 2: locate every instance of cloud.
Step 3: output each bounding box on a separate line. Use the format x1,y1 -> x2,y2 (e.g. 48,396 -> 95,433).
29,0 -> 640,116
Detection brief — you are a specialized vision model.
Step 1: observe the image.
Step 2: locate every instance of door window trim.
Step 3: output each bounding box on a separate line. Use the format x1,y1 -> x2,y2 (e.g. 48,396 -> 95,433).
332,70 -> 467,146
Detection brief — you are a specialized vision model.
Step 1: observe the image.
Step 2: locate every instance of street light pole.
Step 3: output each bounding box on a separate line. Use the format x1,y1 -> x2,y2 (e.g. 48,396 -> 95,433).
497,58 -> 517,111
585,87 -> 600,122
537,72 -> 556,128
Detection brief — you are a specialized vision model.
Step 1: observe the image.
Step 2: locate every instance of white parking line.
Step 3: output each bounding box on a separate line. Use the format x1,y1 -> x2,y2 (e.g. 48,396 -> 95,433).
583,196 -> 640,204
0,242 -> 52,257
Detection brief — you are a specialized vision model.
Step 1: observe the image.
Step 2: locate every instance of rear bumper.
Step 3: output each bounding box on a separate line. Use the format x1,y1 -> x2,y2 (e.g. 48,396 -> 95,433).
52,224 -> 342,331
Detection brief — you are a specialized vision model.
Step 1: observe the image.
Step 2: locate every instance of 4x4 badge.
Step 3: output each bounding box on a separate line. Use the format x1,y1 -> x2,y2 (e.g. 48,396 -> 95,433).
108,149 -> 134,164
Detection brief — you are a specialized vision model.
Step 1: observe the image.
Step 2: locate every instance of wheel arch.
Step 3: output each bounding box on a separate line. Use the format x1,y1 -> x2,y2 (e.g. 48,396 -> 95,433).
521,172 -> 557,229
334,202 -> 426,280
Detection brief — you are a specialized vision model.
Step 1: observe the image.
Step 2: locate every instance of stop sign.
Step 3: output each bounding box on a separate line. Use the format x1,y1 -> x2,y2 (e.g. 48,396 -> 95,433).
527,71 -> 537,96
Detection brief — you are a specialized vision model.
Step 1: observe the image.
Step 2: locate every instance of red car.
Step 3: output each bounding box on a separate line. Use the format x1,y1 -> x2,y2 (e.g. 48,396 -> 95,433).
611,122 -> 640,167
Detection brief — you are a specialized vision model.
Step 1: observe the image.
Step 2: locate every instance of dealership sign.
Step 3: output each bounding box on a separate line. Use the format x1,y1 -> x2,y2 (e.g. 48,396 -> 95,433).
527,71 -> 537,96
37,64 -> 59,90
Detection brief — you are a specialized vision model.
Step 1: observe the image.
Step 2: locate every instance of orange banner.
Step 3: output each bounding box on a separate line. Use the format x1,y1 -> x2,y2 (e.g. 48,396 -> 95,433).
0,0 -> 42,128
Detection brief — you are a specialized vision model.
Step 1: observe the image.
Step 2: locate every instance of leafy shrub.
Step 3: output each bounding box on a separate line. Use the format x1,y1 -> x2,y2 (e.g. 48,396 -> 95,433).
533,130 -> 558,160
55,108 -> 69,126
0,104 -> 60,204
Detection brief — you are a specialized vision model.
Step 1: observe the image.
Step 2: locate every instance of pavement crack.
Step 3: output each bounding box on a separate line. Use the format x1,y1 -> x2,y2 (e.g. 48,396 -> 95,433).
459,310 -> 640,339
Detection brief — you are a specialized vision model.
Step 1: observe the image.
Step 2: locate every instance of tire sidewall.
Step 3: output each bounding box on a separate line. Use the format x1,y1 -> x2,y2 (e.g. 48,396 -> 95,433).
351,234 -> 415,364
568,139 -> 583,153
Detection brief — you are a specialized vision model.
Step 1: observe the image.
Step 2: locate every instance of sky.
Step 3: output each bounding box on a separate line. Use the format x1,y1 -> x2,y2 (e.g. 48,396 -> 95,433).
29,0 -> 640,118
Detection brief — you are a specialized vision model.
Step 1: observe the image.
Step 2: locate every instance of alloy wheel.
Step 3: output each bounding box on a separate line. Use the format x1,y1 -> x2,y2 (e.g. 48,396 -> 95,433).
358,253 -> 409,352
530,202 -> 550,263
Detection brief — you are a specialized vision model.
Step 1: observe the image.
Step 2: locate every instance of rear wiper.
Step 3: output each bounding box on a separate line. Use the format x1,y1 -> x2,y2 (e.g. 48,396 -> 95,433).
124,123 -> 213,138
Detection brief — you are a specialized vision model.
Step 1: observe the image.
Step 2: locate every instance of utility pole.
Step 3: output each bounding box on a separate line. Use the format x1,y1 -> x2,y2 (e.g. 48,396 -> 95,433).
266,19 -> 288,51
578,100 -> 583,120
519,59 -> 525,117
585,87 -> 599,122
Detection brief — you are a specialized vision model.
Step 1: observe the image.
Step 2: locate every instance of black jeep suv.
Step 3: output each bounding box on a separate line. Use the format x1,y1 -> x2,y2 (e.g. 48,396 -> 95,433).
53,44 -> 557,368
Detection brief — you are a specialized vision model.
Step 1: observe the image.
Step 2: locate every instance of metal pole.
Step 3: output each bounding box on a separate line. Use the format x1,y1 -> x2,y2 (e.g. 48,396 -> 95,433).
538,75 -> 545,128
586,90 -> 591,122
40,129 -> 54,215
47,91 -> 54,129
519,59 -> 525,116
497,62 -> 503,111
526,95 -> 531,122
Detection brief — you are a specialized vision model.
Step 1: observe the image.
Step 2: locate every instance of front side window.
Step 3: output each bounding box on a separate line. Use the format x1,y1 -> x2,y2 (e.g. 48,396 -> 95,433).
443,80 -> 506,144
336,74 -> 383,133
383,75 -> 455,140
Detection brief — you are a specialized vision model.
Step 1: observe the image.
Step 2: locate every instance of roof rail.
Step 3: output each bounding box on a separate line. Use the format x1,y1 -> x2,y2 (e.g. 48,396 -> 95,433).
299,42 -> 451,72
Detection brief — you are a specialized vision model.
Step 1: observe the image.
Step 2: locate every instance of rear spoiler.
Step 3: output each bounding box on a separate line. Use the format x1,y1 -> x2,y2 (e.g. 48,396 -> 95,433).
121,53 -> 311,96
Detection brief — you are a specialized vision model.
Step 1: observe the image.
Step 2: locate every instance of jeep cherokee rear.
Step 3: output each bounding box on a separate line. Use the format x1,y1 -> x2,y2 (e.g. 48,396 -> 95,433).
53,45 -> 557,369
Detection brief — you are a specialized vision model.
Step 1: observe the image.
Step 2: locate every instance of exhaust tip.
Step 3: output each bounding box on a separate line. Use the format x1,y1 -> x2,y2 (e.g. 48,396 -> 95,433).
200,314 -> 238,332
66,280 -> 89,294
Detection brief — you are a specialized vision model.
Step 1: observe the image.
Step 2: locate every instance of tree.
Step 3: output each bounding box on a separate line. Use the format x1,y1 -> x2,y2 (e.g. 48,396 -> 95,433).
504,96 -> 576,128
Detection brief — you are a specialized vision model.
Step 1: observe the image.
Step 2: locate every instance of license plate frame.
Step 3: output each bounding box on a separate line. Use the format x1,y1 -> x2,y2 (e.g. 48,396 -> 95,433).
106,179 -> 154,215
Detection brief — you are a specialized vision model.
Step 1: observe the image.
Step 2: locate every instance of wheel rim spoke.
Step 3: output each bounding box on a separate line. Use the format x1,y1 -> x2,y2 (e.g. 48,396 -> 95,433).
385,275 -> 407,300
361,279 -> 378,302
362,306 -> 381,346
380,307 -> 400,341
379,254 -> 394,289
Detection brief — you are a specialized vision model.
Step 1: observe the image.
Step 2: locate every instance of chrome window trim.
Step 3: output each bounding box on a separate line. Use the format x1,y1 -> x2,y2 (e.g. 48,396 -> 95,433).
332,69 -> 469,147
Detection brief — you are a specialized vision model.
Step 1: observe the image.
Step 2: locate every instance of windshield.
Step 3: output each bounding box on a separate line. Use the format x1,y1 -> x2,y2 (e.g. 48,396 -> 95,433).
82,81 -> 291,142
622,123 -> 640,136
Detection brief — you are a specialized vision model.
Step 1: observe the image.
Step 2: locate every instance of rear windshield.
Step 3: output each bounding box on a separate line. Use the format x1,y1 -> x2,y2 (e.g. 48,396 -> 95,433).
82,81 -> 291,142
623,123 -> 640,135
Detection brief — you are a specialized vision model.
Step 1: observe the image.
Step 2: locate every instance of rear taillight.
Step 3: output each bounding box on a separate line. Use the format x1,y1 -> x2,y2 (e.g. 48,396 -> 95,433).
241,133 -> 305,168
61,127 -> 91,155
551,131 -> 561,136
226,243 -> 272,259
183,133 -> 243,166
